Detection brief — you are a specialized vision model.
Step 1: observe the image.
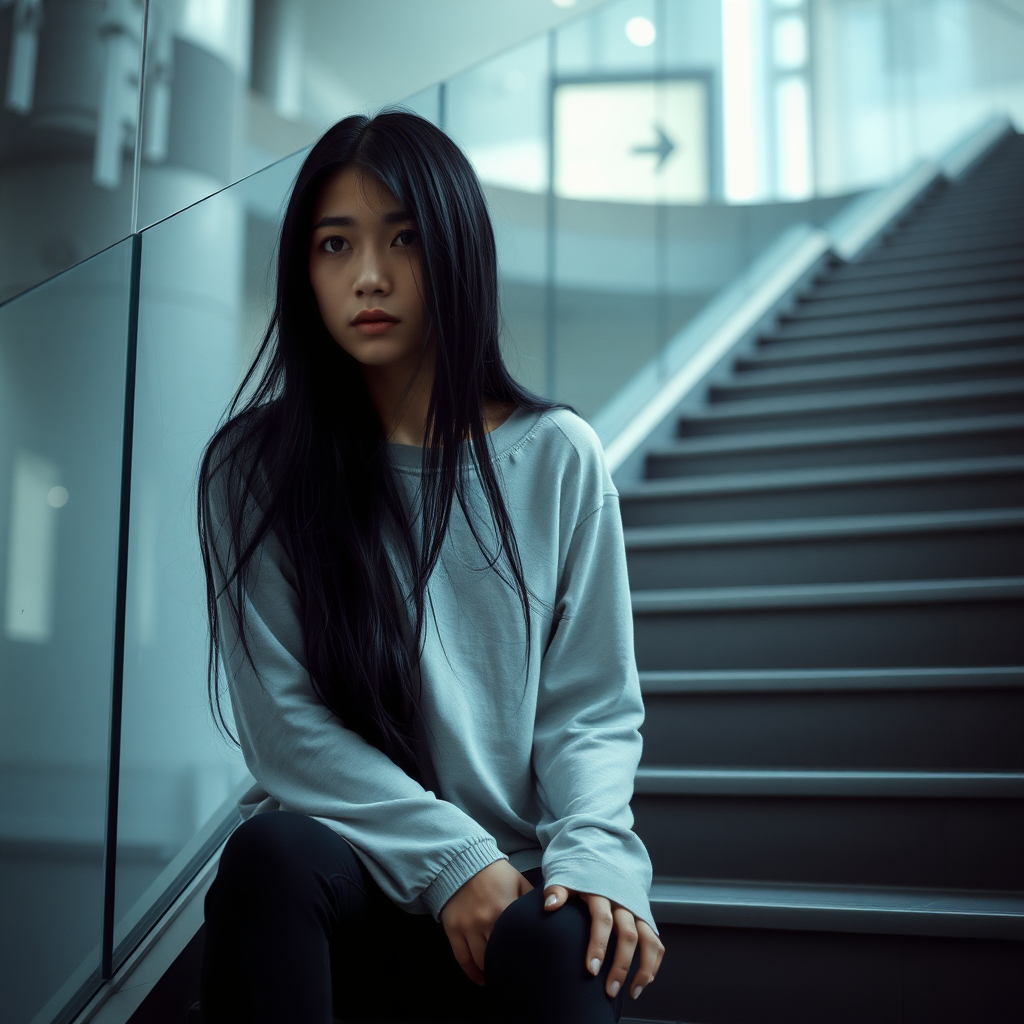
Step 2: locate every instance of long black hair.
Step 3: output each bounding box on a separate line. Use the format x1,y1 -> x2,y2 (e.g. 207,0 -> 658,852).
198,109 -> 562,782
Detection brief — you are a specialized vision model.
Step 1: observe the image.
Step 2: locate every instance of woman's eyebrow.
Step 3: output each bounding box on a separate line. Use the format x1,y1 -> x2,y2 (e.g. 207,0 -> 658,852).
314,210 -> 413,229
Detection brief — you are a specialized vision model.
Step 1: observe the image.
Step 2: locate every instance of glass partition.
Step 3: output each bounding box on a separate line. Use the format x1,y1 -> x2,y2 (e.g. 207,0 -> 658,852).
113,151 -> 305,953
0,239 -> 133,1024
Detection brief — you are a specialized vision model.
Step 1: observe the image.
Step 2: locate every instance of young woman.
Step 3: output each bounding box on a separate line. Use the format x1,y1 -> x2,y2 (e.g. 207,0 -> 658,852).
197,110 -> 663,1024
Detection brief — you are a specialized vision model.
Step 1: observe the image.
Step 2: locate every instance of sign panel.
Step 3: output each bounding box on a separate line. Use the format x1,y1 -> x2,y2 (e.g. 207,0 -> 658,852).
554,78 -> 710,204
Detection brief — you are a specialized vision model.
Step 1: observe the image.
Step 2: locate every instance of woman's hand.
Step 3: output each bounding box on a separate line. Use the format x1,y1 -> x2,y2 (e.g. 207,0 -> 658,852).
440,859 -> 534,985
543,885 -> 664,1002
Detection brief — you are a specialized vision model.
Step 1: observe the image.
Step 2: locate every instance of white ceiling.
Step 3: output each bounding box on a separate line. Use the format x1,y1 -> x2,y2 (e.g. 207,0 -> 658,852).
299,0 -> 612,114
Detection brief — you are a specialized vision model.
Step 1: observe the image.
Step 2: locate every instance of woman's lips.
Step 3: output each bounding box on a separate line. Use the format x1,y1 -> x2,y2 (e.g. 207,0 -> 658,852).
351,310 -> 399,336
354,320 -> 397,336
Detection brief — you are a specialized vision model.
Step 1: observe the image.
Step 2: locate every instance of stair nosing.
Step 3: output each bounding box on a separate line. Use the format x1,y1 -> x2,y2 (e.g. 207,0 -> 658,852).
681,378 -> 1024,422
649,878 -> 1024,939
716,348 -> 1024,392
789,289 -> 1024,323
619,455 -> 1024,501
767,300 -> 1024,342
633,766 -> 1024,798
647,414 -> 1024,460
637,666 -> 1024,693
630,576 -> 1024,612
746,325 -> 1024,367
810,268 -> 1024,302
623,508 -> 1024,549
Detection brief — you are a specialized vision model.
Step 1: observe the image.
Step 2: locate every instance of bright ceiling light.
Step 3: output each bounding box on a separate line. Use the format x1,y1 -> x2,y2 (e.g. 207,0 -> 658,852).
625,16 -> 656,47
552,0 -> 578,8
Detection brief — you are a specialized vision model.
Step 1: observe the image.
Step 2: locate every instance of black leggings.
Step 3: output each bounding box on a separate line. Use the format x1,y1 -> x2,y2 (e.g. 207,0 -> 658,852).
200,811 -> 640,1023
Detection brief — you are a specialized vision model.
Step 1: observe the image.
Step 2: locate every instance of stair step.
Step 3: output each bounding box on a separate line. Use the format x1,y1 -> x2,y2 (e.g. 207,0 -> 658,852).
631,577 -> 1024,669
625,508 -> 1024,587
746,321 -> 1024,368
634,768 -> 1024,798
793,280 -> 1024,320
645,415 -> 1024,475
921,193 -> 1024,219
900,193 -> 1024,216
639,675 -> 1024,771
620,456 -> 1024,525
633,922 -> 1024,1024
675,379 -> 1024,434
711,347 -> 1024,402
866,235 -> 1024,263
893,219 -> 1024,247
824,245 -> 1024,281
808,261 -> 1024,301
632,788 -> 1024,889
638,666 -> 1024,693
767,298 -> 1024,342
649,878 -> 1024,940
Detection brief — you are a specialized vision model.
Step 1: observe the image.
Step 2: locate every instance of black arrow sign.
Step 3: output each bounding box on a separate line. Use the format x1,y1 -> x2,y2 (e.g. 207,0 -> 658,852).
631,125 -> 676,170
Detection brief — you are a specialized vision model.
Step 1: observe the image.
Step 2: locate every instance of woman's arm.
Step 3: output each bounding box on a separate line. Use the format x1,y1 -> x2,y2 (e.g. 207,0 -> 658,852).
531,474 -> 664,999
206,482 -> 507,920
532,493 -> 655,927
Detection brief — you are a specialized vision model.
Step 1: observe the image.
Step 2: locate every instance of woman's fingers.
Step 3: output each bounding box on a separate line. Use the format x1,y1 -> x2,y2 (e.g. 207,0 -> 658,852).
543,884 -> 569,909
604,906 -> 639,998
581,894 -> 614,978
449,930 -> 485,986
630,918 -> 666,1000
467,929 -> 489,984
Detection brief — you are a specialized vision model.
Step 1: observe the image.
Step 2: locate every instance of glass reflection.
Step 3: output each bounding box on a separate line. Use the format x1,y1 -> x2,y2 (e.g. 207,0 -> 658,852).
113,152 -> 305,951
0,238 -> 133,1024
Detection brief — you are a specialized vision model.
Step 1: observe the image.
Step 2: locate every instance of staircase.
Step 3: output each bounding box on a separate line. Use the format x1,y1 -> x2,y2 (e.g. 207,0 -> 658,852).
622,133 -> 1024,1023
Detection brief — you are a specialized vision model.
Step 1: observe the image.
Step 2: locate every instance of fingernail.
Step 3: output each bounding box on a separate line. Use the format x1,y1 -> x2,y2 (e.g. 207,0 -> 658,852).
544,894 -> 558,907
609,981 -> 620,997
589,957 -> 601,976
632,984 -> 644,1000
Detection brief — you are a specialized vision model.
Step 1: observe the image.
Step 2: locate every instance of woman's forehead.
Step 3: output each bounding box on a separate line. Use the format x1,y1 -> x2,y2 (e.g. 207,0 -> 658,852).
313,168 -> 409,224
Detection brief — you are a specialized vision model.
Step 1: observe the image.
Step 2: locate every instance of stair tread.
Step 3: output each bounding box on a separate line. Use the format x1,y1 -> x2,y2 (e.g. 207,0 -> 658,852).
810,262 -> 1024,300
624,508 -> 1024,548
748,322 -> 1024,366
826,245 -> 1024,280
630,576 -> 1024,612
867,235 -> 1024,262
792,282 -> 1024,319
638,666 -> 1024,693
649,877 -> 1024,938
635,766 -> 1024,797
680,377 -> 1024,422
622,455 -> 1024,499
719,347 -> 1024,392
768,298 -> 1024,341
653,416 -> 1024,461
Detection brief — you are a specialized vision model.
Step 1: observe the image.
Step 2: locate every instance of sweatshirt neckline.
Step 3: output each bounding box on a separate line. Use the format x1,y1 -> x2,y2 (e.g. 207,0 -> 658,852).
386,405 -> 542,474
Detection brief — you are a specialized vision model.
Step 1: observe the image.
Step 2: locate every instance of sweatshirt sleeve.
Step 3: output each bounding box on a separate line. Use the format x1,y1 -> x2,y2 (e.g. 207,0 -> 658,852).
531,477 -> 658,933
207,479 -> 507,920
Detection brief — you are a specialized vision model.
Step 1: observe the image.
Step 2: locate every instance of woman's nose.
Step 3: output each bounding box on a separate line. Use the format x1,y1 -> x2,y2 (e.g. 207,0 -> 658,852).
353,250 -> 390,296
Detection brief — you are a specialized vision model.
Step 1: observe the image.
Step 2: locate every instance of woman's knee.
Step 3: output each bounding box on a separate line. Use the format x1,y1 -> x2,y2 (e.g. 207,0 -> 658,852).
211,811 -> 357,911
485,886 -> 590,979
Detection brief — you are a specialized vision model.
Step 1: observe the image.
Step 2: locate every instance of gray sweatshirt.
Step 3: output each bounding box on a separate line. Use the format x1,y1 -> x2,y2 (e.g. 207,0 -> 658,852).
212,404 -> 656,931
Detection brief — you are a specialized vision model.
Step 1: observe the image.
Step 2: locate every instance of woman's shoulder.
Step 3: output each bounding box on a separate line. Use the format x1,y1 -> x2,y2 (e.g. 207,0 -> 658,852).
521,405 -> 614,498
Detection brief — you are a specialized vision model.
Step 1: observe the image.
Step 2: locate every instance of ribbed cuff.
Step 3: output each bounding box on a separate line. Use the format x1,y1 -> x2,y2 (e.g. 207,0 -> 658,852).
423,838 -> 508,920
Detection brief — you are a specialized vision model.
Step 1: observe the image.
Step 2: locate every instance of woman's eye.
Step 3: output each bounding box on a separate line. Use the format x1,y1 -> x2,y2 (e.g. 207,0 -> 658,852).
393,229 -> 419,247
322,236 -> 349,253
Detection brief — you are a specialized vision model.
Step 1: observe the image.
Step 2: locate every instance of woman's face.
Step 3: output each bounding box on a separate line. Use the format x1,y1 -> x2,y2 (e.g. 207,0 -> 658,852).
309,168 -> 427,372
